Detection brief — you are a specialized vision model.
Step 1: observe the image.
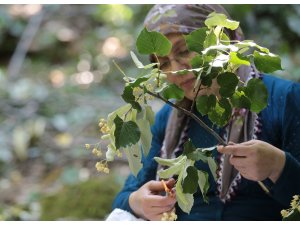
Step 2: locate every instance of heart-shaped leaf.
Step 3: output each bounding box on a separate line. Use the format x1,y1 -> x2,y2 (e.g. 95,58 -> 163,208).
253,51 -> 282,73
217,72 -> 239,97
244,78 -> 268,113
185,27 -> 208,54
205,12 -> 239,30
114,115 -> 141,149
136,27 -> 172,56
121,86 -> 142,112
161,83 -> 184,101
196,94 -> 217,116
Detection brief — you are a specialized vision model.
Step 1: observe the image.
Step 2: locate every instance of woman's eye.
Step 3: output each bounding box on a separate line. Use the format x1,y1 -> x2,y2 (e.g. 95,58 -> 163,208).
160,61 -> 170,70
179,50 -> 189,57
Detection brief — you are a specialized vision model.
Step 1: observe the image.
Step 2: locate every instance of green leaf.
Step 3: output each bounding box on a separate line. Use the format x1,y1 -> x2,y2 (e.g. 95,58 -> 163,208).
184,27 -> 208,54
196,95 -> 217,116
230,90 -> 251,109
129,76 -> 149,88
236,40 -> 270,54
244,78 -> 268,113
253,51 -> 282,73
220,32 -> 230,45
207,157 -> 218,181
205,12 -> 240,30
145,105 -> 155,126
187,149 -> 208,163
200,146 -> 217,152
107,104 -> 131,127
182,166 -> 199,194
229,52 -> 250,66
136,119 -> 152,157
156,156 -> 186,179
154,155 -> 185,167
176,171 -> 194,214
197,170 -> 209,203
217,72 -> 239,97
121,86 -> 142,112
136,27 -> 172,56
202,44 -> 238,55
191,54 -> 203,69
203,30 -> 217,49
207,99 -> 232,127
130,51 -> 144,68
161,83 -> 184,101
210,54 -> 230,68
114,115 -> 141,149
183,139 -> 196,155
123,144 -> 142,177
130,51 -> 158,69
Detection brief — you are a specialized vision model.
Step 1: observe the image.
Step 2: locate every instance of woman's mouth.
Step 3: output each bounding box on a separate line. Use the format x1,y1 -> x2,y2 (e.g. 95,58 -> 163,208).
180,77 -> 196,90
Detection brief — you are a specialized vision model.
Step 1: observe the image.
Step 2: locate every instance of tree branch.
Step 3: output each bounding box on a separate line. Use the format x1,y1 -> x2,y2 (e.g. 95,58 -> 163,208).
145,89 -> 227,146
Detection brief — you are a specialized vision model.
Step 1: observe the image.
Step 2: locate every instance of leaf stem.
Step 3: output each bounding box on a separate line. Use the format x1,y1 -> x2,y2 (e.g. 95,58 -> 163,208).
113,60 -> 128,79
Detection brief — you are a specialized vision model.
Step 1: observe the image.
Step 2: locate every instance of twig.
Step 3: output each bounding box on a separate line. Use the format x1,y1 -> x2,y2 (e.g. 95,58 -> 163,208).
144,89 -> 227,146
145,88 -> 270,194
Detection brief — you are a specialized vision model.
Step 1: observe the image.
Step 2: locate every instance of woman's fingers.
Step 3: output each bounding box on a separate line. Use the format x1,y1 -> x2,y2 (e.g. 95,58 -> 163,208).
218,144 -> 250,157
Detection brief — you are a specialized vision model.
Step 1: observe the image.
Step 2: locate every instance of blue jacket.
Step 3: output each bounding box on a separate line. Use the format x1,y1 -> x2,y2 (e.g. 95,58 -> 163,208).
112,74 -> 300,220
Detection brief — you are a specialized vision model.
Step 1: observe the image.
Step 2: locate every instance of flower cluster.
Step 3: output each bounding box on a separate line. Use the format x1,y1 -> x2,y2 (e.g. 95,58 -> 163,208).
281,195 -> 300,220
161,209 -> 177,221
92,148 -> 102,157
95,161 -> 109,174
99,118 -> 110,134
160,180 -> 177,220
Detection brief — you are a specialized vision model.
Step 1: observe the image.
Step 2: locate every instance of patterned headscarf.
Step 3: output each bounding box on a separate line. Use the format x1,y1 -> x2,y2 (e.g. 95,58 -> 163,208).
144,4 -> 262,202
144,4 -> 244,41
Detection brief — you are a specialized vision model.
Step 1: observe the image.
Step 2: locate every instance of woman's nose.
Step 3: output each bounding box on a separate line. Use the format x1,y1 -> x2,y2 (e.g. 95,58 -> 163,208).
169,58 -> 188,71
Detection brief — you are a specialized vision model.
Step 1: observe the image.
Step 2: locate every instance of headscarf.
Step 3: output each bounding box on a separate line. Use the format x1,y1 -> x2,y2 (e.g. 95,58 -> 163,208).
144,4 -> 244,42
144,4 -> 262,202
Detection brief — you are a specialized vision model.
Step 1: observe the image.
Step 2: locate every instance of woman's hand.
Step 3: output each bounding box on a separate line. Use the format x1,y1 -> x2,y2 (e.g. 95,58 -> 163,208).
217,140 -> 286,183
129,178 -> 177,221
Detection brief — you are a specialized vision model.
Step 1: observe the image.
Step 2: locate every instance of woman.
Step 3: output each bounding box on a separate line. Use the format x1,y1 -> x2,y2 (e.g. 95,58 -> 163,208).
110,4 -> 300,221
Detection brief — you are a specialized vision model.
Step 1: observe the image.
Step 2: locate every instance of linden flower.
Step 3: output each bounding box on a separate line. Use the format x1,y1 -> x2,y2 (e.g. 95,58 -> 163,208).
116,150 -> 122,158
169,211 -> 177,221
132,87 -> 143,98
101,126 -> 110,134
92,148 -> 102,157
95,161 -> 109,174
103,167 -> 110,174
161,212 -> 169,221
146,83 -> 154,92
281,209 -> 289,218
85,144 -> 91,150
293,195 -> 299,201
291,200 -> 298,208
161,209 -> 177,221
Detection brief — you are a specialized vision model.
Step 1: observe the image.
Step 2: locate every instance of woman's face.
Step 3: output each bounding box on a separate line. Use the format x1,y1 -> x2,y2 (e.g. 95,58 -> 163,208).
157,33 -> 220,100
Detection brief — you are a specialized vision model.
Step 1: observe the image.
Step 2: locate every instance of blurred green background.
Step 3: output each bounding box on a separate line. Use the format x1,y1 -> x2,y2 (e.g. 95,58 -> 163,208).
0,4 -> 299,221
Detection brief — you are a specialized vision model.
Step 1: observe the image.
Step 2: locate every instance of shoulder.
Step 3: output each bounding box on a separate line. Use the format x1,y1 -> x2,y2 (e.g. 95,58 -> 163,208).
262,74 -> 298,94
262,74 -> 300,103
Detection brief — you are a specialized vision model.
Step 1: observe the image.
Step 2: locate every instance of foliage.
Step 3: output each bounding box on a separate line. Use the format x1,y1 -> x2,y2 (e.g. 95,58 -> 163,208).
225,5 -> 300,81
91,12 -> 282,214
40,177 -> 122,220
